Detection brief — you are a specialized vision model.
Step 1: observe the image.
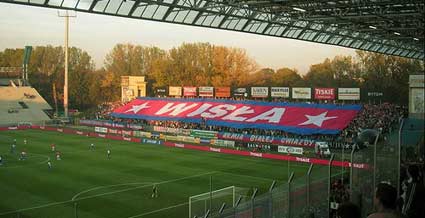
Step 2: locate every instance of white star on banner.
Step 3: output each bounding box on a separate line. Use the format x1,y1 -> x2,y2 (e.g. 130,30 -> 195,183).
125,102 -> 150,114
299,111 -> 337,127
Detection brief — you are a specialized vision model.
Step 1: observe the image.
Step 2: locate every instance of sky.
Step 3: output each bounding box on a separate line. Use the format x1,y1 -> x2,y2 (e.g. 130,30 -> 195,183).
0,3 -> 356,75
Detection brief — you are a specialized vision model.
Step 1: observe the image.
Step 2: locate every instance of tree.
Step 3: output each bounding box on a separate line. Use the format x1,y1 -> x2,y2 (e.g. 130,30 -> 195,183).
272,68 -> 304,87
247,68 -> 274,86
356,51 -> 423,104
104,43 -> 167,100
304,58 -> 334,87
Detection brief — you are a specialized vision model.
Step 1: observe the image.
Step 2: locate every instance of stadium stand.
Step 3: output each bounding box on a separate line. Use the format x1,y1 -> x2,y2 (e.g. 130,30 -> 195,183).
0,86 -> 52,126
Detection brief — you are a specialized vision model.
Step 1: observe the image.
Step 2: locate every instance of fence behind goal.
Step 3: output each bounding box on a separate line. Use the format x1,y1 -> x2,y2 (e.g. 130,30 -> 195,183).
189,186 -> 249,218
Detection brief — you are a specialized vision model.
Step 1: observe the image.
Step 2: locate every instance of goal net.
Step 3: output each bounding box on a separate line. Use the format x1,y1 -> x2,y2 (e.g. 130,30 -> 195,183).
189,186 -> 242,218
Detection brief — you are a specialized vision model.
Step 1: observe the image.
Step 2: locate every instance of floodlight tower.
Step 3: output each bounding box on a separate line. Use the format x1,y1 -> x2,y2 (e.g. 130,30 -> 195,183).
58,10 -> 76,118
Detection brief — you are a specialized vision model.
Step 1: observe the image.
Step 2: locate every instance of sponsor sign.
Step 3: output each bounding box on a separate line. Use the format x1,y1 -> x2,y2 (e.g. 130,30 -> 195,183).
141,138 -> 162,145
127,124 -> 144,130
175,143 -> 185,148
95,126 -> 108,133
271,87 -> 290,98
367,92 -> 384,98
292,87 -> 311,99
250,152 -> 262,157
169,86 -> 182,96
190,130 -> 218,139
153,126 -> 187,135
163,135 -> 179,141
233,87 -> 248,97
153,126 -> 167,133
409,75 -> 424,88
247,143 -> 271,151
200,138 -> 211,144
112,98 -> 361,135
183,87 -> 197,97
177,135 -> 200,144
199,87 -> 214,97
411,88 -> 424,113
278,146 -> 304,155
211,139 -> 235,148
314,88 -> 335,100
251,87 -> 269,98
215,87 -> 231,98
122,130 -> 132,136
138,131 -> 151,138
338,88 -> 360,100
155,87 -> 167,96
108,128 -> 122,135
210,147 -> 221,152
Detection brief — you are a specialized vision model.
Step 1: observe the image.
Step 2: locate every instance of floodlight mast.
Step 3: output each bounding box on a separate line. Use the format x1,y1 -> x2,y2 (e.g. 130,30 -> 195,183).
58,10 -> 76,118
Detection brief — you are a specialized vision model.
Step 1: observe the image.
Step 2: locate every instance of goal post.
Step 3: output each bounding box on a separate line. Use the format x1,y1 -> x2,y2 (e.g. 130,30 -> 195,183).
189,186 -> 236,218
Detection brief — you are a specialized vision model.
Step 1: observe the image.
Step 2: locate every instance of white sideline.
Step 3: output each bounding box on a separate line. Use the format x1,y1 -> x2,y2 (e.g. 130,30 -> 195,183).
126,202 -> 188,218
0,171 -> 217,216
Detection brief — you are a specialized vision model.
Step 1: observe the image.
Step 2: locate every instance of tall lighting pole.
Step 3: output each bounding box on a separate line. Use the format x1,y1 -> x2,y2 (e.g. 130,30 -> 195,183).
58,10 -> 76,118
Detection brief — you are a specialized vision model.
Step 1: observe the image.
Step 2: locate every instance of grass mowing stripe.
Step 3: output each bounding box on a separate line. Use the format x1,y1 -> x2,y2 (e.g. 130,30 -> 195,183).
0,171 -> 217,216
126,202 -> 189,218
0,153 -> 50,169
0,130 -> 329,218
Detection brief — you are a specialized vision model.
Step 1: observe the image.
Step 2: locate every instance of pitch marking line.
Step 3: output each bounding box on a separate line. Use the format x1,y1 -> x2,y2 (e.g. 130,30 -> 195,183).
72,182 -> 153,201
0,171 -> 217,216
217,171 -> 275,182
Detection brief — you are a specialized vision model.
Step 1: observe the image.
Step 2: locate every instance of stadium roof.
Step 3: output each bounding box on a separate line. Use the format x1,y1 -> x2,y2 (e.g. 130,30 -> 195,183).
1,0 -> 424,59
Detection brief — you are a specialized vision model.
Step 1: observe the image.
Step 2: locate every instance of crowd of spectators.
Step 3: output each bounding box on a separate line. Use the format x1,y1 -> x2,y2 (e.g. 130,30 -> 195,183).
87,99 -> 406,150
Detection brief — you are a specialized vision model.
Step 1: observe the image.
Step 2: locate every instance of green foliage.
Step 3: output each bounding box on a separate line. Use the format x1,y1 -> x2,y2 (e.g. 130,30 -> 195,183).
1,44 -> 423,111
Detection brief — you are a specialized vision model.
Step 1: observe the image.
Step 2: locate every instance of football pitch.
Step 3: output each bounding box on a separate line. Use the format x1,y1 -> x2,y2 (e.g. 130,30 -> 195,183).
0,129 -> 326,218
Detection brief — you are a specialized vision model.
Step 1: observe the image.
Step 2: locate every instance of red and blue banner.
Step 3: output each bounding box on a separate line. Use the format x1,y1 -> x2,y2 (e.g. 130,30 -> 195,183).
112,97 -> 361,135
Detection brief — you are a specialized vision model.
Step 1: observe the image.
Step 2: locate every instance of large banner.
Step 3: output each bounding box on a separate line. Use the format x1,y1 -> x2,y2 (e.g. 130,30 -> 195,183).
183,87 -> 197,97
198,87 -> 214,97
338,88 -> 360,100
314,88 -> 335,100
215,87 -> 231,98
112,97 -> 361,134
218,132 -> 317,147
251,87 -> 269,98
292,87 -> 311,99
169,86 -> 182,96
271,87 -> 290,98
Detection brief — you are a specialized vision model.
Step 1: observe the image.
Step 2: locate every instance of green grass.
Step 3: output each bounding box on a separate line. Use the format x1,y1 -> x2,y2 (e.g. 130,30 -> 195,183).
0,129 -> 324,218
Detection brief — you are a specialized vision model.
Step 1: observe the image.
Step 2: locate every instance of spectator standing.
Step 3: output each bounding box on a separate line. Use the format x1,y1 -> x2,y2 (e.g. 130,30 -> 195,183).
368,183 -> 402,218
337,202 -> 361,218
402,165 -> 425,218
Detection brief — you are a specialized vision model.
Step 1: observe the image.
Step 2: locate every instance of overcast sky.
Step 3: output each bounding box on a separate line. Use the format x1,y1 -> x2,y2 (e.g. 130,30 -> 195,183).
0,3 -> 356,74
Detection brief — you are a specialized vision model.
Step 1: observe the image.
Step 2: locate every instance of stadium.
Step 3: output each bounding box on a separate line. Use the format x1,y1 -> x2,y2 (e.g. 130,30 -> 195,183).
0,1 -> 424,218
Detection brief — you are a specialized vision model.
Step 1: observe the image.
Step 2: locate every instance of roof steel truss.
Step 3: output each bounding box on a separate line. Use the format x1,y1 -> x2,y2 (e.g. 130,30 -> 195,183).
1,0 -> 423,59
